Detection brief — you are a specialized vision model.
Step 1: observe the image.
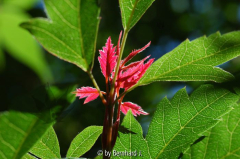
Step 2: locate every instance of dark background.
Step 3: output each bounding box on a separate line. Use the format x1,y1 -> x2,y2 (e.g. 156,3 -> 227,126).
1,0 -> 240,158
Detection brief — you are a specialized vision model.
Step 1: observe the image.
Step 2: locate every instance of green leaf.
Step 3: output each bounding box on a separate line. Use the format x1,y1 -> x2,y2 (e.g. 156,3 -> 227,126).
113,110 -> 150,158
21,0 -> 101,72
0,111 -> 54,159
137,32 -> 240,87
1,0 -> 38,10
95,155 -> 103,159
146,84 -> 239,159
0,8 -> 52,82
182,103 -> 240,159
119,0 -> 155,31
114,85 -> 239,158
27,127 -> 61,159
47,85 -> 77,103
0,90 -> 60,159
67,126 -> 103,158
21,153 -> 35,159
221,75 -> 240,97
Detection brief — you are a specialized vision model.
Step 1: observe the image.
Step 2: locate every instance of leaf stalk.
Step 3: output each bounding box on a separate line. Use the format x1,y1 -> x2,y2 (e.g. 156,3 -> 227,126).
87,71 -> 107,106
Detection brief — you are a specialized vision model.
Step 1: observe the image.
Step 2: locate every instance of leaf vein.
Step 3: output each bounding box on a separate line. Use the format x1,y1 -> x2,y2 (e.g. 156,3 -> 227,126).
155,92 -> 230,159
48,1 -> 78,30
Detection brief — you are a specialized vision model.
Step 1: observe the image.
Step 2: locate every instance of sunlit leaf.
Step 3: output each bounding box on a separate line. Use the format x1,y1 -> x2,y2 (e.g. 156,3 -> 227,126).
119,0 -> 155,31
27,127 -> 61,159
1,0 -> 38,10
121,41 -> 150,66
182,103 -> 240,159
67,126 -> 103,158
113,110 -> 150,158
0,89 -> 60,159
73,87 -> 102,104
114,85 -> 239,158
21,153 -> 35,159
0,111 -> 55,159
94,155 -> 103,159
98,37 -> 117,79
120,102 -> 148,116
21,0 -> 101,72
146,84 -> 239,158
0,8 -> 52,82
137,32 -> 240,87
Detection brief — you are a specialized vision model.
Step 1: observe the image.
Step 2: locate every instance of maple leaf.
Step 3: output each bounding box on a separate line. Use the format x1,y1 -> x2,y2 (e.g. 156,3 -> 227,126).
73,87 -> 104,104
120,102 -> 149,116
98,37 -> 117,79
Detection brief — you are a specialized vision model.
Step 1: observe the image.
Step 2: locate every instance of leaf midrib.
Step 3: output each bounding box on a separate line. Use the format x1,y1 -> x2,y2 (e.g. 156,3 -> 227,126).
139,43 -> 240,85
23,25 -> 81,59
0,150 -> 7,159
77,0 -> 90,71
48,0 -> 89,69
219,115 -> 240,159
37,140 -> 59,158
202,131 -> 211,159
64,0 -> 78,11
13,116 -> 39,159
48,1 -> 78,30
68,128 -> 102,157
154,91 -> 230,159
125,0 -> 139,31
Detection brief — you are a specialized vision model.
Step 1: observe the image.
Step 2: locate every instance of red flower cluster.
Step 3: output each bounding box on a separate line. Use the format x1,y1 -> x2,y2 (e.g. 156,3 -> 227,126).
74,32 -> 154,116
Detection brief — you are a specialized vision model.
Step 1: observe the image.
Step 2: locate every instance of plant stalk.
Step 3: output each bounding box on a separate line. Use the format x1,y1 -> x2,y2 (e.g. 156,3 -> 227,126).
102,103 -> 115,159
102,29 -> 129,158
87,71 -> 107,106
109,30 -> 128,104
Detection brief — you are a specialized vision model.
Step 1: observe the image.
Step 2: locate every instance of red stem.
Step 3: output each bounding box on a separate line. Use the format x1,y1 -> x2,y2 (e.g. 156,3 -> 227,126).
102,32 -> 125,158
102,103 -> 115,159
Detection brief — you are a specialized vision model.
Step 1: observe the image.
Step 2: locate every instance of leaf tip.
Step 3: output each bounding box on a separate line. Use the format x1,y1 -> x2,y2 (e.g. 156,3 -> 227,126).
216,31 -> 221,36
19,22 -> 29,29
